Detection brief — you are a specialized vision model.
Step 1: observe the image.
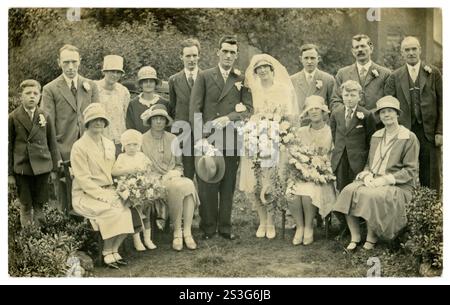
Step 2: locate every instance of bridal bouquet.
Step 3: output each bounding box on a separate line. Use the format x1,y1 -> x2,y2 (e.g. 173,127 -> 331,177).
114,172 -> 167,209
286,145 -> 336,188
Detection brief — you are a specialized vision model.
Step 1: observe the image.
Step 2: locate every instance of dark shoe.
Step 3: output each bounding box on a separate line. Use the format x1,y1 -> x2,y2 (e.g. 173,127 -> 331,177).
202,233 -> 215,240
219,232 -> 238,240
105,262 -> 120,269
113,253 -> 127,265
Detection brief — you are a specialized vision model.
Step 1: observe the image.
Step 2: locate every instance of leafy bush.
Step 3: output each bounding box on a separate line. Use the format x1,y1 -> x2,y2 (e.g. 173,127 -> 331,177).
404,187 -> 443,270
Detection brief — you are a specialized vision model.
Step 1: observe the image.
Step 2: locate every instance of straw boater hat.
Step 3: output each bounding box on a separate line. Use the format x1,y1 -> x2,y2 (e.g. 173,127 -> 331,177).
102,55 -> 125,73
140,104 -> 173,127
137,66 -> 162,86
120,129 -> 143,147
300,95 -> 330,118
83,103 -> 110,128
374,96 -> 403,115
195,154 -> 226,184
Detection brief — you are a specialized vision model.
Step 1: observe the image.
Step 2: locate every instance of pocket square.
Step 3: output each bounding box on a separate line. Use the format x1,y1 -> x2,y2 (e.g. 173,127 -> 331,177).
356,125 -> 363,128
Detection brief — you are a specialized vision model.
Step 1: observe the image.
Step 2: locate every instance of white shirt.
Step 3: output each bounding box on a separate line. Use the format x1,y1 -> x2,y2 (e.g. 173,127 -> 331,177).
218,65 -> 232,81
345,106 -> 357,119
407,61 -> 421,82
23,106 -> 36,120
304,69 -> 317,82
62,74 -> 79,89
184,67 -> 199,82
356,60 -> 372,77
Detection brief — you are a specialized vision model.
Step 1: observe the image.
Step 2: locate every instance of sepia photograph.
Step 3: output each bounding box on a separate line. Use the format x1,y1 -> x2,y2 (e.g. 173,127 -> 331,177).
5,4 -> 444,280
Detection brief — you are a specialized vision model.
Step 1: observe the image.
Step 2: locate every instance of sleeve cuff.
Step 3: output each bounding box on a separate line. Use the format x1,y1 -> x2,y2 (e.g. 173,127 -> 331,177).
384,174 -> 396,185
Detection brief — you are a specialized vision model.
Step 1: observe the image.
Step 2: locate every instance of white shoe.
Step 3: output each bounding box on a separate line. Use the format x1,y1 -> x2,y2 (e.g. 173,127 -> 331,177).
133,234 -> 146,252
184,235 -> 197,250
256,225 -> 266,238
144,239 -> 157,250
292,229 -> 304,246
266,225 -> 276,239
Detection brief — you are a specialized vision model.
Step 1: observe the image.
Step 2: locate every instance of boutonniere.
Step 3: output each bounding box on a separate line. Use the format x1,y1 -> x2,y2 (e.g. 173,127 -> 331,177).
372,69 -> 379,78
38,114 -> 47,127
356,112 -> 365,120
235,103 -> 247,113
234,82 -> 243,91
315,80 -> 323,90
424,65 -> 432,74
82,81 -> 91,91
233,68 -> 241,76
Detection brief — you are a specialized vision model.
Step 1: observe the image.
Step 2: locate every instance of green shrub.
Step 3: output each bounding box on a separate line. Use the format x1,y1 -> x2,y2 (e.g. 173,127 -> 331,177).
404,187 -> 443,270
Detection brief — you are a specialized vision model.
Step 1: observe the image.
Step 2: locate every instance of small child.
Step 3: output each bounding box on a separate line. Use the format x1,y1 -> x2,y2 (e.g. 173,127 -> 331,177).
8,79 -> 60,227
112,129 -> 157,251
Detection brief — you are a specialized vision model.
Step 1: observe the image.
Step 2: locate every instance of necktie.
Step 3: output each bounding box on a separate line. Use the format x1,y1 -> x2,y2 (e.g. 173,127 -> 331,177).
222,71 -> 229,82
359,67 -> 367,82
307,74 -> 313,86
26,109 -> 34,121
71,80 -> 77,98
187,73 -> 194,88
345,108 -> 352,128
411,67 -> 417,82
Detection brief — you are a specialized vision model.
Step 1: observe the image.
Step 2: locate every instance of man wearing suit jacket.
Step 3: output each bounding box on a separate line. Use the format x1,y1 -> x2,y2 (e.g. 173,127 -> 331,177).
330,80 -> 376,192
9,80 -> 60,227
331,34 -> 390,113
190,35 -> 253,240
384,36 -> 442,191
290,44 -> 335,115
40,44 -> 99,210
169,38 -> 202,179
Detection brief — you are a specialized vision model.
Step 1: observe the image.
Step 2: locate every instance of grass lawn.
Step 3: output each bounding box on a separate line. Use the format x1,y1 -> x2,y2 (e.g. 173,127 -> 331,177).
91,191 -> 419,278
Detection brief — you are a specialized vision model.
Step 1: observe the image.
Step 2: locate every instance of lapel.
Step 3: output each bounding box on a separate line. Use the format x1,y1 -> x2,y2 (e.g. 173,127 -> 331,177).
82,134 -> 112,178
28,108 -> 43,140
296,70 -> 308,95
399,65 -> 412,106
363,63 -> 375,87
218,70 -> 237,102
419,62 -> 428,93
307,70 -> 319,95
16,106 -> 33,134
57,75 -> 77,111
345,106 -> 360,134
211,66 -> 225,92
350,64 -> 362,86
176,70 -> 192,98
336,107 -> 347,133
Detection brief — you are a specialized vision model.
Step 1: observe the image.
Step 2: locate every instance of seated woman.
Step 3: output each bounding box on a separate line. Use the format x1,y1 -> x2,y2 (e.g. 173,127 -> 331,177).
286,96 -> 336,246
333,96 -> 419,251
140,104 -> 200,251
71,103 -> 140,269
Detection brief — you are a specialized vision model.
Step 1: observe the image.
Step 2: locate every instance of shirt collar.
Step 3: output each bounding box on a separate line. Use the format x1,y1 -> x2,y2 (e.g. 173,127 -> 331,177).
304,69 -> 317,79
23,106 -> 36,115
356,60 -> 372,73
138,93 -> 160,108
345,106 -> 357,115
62,74 -> 79,88
407,61 -> 421,73
218,65 -> 232,77
185,67 -> 199,80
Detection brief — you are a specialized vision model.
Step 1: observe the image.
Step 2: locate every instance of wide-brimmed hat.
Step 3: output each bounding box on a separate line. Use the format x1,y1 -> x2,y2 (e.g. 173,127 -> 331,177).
137,66 -> 162,86
83,103 -> 110,128
300,95 -> 330,118
140,104 -> 173,127
195,155 -> 226,184
120,129 -> 143,147
375,96 -> 403,115
253,59 -> 274,73
102,55 -> 125,73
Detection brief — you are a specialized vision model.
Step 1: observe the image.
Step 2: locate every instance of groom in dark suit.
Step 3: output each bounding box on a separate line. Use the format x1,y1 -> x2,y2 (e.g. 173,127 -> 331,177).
190,35 -> 253,240
384,36 -> 442,191
169,38 -> 202,179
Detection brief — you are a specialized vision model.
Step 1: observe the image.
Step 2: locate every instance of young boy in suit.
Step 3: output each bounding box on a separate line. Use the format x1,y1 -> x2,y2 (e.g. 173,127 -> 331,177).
8,80 -> 60,227
330,80 -> 376,192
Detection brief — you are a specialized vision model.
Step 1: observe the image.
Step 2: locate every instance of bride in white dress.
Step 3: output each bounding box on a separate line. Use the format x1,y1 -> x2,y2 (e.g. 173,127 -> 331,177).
238,54 -> 299,239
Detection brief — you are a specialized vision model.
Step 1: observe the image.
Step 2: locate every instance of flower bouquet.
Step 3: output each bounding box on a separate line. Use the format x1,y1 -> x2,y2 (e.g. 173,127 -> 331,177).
114,171 -> 167,209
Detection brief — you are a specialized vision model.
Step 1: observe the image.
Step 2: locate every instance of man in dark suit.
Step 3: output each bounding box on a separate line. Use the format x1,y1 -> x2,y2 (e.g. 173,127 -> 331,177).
40,44 -> 99,210
384,36 -> 442,191
9,80 -> 60,227
190,35 -> 253,240
331,34 -> 390,113
169,38 -> 202,179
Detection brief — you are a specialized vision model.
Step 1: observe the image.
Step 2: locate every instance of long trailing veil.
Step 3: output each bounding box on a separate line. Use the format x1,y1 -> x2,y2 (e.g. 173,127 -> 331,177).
244,53 -> 299,115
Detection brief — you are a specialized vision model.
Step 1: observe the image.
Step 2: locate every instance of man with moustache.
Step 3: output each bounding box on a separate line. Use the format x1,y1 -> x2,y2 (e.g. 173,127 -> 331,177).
291,44 -> 336,114
330,34 -> 390,113
169,38 -> 202,179
190,35 -> 253,240
384,36 -> 442,192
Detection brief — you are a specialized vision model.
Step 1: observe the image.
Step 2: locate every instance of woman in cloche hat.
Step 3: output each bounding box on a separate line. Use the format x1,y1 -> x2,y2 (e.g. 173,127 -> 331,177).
70,103 -> 141,269
141,104 -> 200,251
333,96 -> 420,251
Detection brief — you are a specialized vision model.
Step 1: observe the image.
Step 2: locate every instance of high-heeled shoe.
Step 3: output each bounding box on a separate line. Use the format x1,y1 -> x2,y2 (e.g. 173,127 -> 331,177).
103,253 -> 120,269
184,235 -> 197,250
292,229 -> 304,246
113,253 -> 128,265
172,237 -> 183,251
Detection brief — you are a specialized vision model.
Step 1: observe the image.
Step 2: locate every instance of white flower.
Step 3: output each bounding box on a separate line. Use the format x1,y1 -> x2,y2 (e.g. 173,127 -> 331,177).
316,80 -> 323,90
233,68 -> 241,76
273,114 -> 282,123
424,65 -> 432,74
38,114 -> 47,127
372,69 -> 379,77
82,81 -> 91,91
356,112 -> 365,120
280,121 -> 291,132
235,102 -> 247,112
234,82 -> 243,91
